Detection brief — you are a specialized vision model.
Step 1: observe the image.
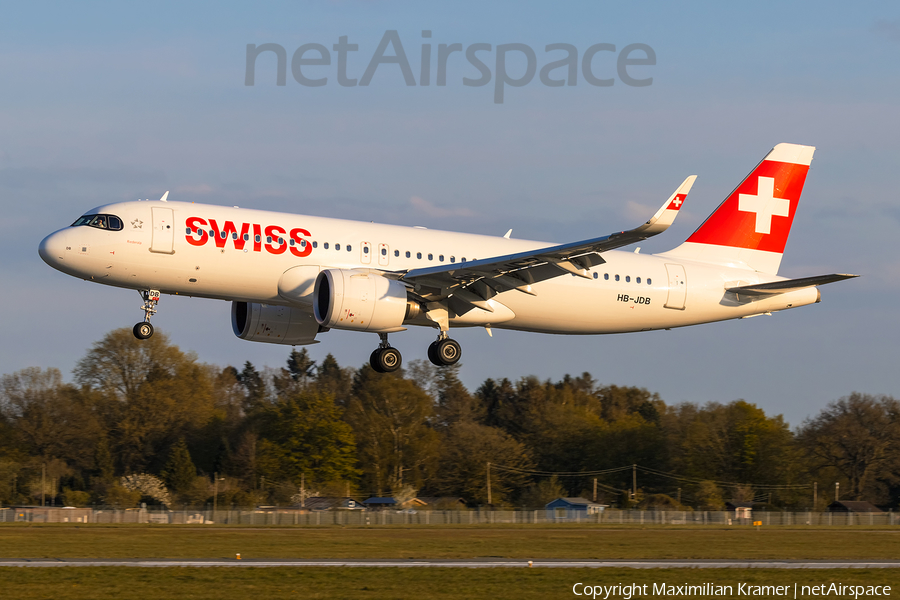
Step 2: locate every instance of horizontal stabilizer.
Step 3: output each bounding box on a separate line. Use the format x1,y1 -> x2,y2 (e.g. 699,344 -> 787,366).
726,273 -> 858,297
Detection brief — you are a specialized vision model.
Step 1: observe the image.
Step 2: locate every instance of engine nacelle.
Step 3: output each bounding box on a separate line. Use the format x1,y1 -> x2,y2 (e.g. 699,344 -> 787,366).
232,302 -> 320,345
313,269 -> 416,332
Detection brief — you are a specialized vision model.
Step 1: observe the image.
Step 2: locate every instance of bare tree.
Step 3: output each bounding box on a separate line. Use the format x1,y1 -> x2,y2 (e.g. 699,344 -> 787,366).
799,393 -> 900,501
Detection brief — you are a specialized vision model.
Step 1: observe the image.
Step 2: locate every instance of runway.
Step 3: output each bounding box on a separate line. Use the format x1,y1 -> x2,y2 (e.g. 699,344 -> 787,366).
3,559 -> 900,569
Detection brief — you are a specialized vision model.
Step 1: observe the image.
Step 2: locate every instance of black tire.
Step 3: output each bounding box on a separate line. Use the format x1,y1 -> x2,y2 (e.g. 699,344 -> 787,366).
427,340 -> 440,366
435,338 -> 462,366
133,322 -> 154,340
379,347 -> 402,373
369,349 -> 385,373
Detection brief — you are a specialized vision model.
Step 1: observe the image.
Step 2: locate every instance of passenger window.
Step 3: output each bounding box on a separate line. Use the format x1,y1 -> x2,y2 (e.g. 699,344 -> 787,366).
462,258 -> 466,262
243,234 -> 250,241
364,246 -> 369,254
335,243 -> 340,251
185,227 -> 191,234
346,245 -> 351,251
394,250 -> 399,257
604,273 -> 609,280
289,239 -> 295,246
615,275 -> 620,281
647,278 -> 652,285
255,235 -> 261,243
266,236 -> 272,243
428,253 -> 433,261
450,256 -> 455,263
593,272 -> 598,279
406,251 -> 411,258
382,248 -> 388,256
417,252 -> 422,259
312,241 -> 318,248
636,277 -> 641,284
626,276 -> 631,283
221,231 -> 227,239
439,254 -> 444,262
324,242 -> 329,249
300,240 -> 307,247
232,232 -> 238,240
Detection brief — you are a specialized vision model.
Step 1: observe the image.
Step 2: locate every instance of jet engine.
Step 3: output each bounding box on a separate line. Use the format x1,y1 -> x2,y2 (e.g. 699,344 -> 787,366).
232,301 -> 320,345
313,269 -> 420,332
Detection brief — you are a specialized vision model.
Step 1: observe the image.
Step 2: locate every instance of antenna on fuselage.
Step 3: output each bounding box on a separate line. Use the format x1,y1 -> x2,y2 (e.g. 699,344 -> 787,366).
159,191 -> 169,202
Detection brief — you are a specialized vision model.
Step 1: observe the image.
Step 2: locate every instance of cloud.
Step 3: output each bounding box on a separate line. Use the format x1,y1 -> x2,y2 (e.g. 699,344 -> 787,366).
409,196 -> 474,218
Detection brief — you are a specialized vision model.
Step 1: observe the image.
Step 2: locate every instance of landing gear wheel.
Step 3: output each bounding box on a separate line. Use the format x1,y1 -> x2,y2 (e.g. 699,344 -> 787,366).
428,338 -> 461,366
427,341 -> 439,364
378,347 -> 402,372
370,347 -> 402,373
370,349 -> 385,373
133,322 -> 154,340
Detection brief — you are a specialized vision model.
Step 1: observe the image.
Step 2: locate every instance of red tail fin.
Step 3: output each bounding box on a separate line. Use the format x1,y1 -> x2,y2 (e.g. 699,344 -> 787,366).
664,143 -> 814,274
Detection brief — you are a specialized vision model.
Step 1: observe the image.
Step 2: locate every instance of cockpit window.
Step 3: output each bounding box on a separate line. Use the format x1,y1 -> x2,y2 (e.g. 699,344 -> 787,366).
71,214 -> 124,231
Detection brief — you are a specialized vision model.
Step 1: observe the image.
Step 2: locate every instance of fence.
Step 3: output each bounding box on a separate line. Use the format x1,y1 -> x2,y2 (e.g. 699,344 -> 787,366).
1,507 -> 896,526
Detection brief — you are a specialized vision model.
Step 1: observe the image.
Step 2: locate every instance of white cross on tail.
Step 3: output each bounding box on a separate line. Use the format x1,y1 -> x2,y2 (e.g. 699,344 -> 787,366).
738,176 -> 789,234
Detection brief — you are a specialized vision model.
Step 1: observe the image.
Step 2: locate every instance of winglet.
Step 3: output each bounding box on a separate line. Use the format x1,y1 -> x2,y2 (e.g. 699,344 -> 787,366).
633,175 -> 696,236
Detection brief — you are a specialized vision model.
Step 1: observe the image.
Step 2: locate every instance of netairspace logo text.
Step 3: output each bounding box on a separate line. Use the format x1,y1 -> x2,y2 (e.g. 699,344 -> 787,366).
572,582 -> 893,599
245,30 -> 656,104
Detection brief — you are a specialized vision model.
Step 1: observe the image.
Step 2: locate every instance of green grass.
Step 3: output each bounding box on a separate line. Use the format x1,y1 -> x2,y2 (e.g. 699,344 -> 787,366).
1,525 -> 899,560
1,568 -> 898,600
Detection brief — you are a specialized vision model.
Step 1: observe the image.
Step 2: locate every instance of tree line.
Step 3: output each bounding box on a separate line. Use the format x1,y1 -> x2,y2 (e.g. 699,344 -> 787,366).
1,328 -> 898,510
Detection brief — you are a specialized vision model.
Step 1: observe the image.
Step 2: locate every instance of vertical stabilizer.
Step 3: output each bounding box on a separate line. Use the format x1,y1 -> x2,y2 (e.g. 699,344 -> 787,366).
661,143 -> 814,274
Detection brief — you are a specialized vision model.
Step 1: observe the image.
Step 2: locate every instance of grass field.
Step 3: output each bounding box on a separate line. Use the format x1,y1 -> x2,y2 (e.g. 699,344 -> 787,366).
1,567 -> 898,600
1,524 -> 899,560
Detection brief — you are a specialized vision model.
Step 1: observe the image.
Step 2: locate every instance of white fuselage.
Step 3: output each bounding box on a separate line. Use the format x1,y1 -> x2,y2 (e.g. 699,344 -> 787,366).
38,200 -> 819,336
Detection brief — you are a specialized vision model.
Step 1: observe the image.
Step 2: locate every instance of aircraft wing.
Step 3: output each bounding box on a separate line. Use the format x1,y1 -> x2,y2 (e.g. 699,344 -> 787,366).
391,176 -> 696,304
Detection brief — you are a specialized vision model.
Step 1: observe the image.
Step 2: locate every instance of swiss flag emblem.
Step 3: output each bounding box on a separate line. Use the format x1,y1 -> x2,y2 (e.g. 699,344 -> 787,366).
668,194 -> 686,211
686,159 -> 809,254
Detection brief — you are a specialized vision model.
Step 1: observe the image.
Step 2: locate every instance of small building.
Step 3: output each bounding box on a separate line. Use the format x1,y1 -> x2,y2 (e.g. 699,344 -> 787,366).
828,501 -> 882,513
725,502 -> 754,520
363,497 -> 398,510
416,497 -> 467,510
545,497 -> 606,519
303,497 -> 364,511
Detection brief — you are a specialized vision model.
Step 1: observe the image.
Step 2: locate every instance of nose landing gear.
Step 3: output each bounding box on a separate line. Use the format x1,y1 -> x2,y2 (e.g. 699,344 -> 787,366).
370,332 -> 402,373
133,289 -> 160,340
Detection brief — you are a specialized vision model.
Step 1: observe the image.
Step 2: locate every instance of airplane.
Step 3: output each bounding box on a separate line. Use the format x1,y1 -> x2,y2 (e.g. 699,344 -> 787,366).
39,143 -> 856,372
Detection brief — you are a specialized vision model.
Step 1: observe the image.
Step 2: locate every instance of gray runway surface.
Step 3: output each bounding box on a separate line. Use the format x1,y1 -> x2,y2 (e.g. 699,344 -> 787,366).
2,559 -> 900,569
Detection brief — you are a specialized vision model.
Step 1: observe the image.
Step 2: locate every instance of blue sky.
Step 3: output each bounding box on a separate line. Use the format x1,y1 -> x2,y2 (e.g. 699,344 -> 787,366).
2,1 -> 898,426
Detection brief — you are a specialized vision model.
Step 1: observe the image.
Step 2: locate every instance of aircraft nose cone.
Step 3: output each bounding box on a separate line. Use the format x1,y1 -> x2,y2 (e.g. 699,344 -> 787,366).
39,229 -> 68,269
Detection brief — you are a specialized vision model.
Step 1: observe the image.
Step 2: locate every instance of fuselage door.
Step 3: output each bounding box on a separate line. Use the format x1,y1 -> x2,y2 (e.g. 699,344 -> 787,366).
150,207 -> 175,254
360,241 -> 372,264
664,263 -> 687,309
378,243 -> 390,266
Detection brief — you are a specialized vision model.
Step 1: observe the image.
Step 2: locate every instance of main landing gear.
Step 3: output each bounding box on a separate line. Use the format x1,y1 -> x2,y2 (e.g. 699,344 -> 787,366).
427,334 -> 462,367
370,333 -> 402,373
368,332 -> 463,373
133,289 -> 160,340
